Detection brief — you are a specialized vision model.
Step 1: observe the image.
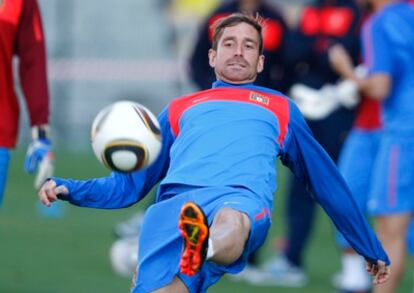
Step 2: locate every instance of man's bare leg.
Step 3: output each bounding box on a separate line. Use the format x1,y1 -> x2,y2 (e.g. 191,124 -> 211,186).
208,207 -> 251,265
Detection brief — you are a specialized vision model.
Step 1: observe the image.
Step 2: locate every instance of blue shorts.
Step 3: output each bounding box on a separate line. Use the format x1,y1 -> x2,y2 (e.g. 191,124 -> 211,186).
131,186 -> 271,293
336,129 -> 381,248
368,133 -> 414,215
0,148 -> 11,206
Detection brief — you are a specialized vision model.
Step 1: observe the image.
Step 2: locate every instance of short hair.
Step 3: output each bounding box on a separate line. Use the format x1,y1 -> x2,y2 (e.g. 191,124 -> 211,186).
211,13 -> 264,55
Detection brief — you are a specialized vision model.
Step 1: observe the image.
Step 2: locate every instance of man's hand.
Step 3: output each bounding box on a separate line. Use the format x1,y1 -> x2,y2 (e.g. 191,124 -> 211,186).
24,125 -> 54,189
367,260 -> 390,285
38,179 -> 68,207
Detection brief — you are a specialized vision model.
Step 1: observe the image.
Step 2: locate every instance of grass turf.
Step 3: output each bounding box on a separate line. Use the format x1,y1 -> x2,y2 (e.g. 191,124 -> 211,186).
0,150 -> 411,292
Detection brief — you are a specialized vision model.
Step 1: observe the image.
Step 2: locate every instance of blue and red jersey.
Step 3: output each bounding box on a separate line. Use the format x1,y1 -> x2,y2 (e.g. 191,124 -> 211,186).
55,81 -> 389,265
361,1 -> 414,133
0,0 -> 49,148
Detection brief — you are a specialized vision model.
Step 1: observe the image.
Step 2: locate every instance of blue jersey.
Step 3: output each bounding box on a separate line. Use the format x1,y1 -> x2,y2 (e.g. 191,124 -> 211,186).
54,81 -> 389,265
362,1 -> 414,133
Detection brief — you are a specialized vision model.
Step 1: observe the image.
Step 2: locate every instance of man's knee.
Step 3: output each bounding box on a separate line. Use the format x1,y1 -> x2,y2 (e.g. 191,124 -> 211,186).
213,208 -> 251,237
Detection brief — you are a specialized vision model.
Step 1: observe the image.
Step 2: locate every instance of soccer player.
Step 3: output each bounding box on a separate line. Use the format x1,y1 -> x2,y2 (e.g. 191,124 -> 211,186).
0,0 -> 54,206
38,13 -> 390,292
328,0 -> 414,291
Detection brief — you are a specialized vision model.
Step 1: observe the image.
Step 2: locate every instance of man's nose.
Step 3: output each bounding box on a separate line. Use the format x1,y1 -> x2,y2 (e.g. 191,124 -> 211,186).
234,44 -> 244,56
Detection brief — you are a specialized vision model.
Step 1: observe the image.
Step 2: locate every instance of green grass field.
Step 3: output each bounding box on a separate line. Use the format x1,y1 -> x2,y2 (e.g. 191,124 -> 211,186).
0,150 -> 412,292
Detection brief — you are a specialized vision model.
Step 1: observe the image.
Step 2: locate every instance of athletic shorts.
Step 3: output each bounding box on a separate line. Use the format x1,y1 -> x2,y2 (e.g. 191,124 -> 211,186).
0,147 -> 10,205
368,132 -> 414,215
131,186 -> 271,293
336,129 -> 381,248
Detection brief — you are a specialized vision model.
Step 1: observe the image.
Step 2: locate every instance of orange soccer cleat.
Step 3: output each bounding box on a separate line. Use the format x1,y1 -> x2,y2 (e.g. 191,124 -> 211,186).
178,202 -> 209,276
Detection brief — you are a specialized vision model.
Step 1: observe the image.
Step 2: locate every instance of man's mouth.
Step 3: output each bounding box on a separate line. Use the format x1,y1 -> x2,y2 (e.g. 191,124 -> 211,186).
227,62 -> 246,68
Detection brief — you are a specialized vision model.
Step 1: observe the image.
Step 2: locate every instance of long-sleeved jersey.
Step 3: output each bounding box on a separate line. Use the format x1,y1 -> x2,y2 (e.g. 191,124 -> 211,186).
55,81 -> 389,265
0,0 -> 49,148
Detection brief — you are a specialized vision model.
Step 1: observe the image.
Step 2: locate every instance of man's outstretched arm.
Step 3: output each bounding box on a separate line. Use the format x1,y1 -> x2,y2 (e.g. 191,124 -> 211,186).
280,101 -> 390,285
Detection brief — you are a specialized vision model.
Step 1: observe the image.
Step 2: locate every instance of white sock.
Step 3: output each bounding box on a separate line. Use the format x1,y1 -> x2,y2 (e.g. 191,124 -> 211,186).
206,238 -> 214,260
341,253 -> 371,290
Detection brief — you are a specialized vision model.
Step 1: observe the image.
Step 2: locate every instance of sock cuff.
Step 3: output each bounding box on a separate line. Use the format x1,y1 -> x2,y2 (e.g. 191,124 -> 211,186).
206,238 -> 214,260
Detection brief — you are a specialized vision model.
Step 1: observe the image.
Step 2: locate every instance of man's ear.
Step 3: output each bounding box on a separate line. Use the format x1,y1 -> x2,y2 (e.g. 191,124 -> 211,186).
257,55 -> 265,73
208,49 -> 216,68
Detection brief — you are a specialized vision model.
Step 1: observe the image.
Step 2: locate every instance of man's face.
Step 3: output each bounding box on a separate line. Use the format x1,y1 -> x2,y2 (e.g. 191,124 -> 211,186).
208,22 -> 264,84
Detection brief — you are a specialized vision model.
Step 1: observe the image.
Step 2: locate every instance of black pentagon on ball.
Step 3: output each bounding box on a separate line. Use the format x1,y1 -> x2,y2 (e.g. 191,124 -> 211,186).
102,140 -> 148,172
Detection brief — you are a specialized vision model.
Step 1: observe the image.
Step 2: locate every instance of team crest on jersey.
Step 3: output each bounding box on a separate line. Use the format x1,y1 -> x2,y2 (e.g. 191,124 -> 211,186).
249,92 -> 269,105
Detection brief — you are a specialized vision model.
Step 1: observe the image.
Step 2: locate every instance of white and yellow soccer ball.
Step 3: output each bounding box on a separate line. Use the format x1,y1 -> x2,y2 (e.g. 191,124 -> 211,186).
91,101 -> 162,172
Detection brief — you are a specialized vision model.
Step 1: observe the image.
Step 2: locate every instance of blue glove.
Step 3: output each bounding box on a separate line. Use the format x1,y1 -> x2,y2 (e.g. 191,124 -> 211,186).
24,126 -> 54,189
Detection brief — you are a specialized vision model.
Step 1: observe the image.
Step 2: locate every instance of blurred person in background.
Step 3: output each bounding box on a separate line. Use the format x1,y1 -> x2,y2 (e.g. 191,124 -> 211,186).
0,0 -> 56,214
186,0 -> 292,284
261,0 -> 362,287
328,0 -> 414,291
38,13 -> 391,292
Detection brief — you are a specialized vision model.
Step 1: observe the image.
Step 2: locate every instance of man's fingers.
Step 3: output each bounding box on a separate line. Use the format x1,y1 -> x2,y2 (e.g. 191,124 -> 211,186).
40,196 -> 51,207
38,180 -> 61,206
368,260 -> 390,285
373,261 -> 390,285
367,262 -> 378,275
45,186 -> 58,202
54,185 -> 69,195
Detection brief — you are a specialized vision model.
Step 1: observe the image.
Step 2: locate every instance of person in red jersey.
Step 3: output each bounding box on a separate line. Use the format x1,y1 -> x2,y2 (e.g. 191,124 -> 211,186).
0,0 -> 53,205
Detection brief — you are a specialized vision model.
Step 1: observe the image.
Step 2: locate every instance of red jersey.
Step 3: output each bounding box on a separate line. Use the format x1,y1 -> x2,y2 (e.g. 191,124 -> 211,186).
0,0 -> 49,148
